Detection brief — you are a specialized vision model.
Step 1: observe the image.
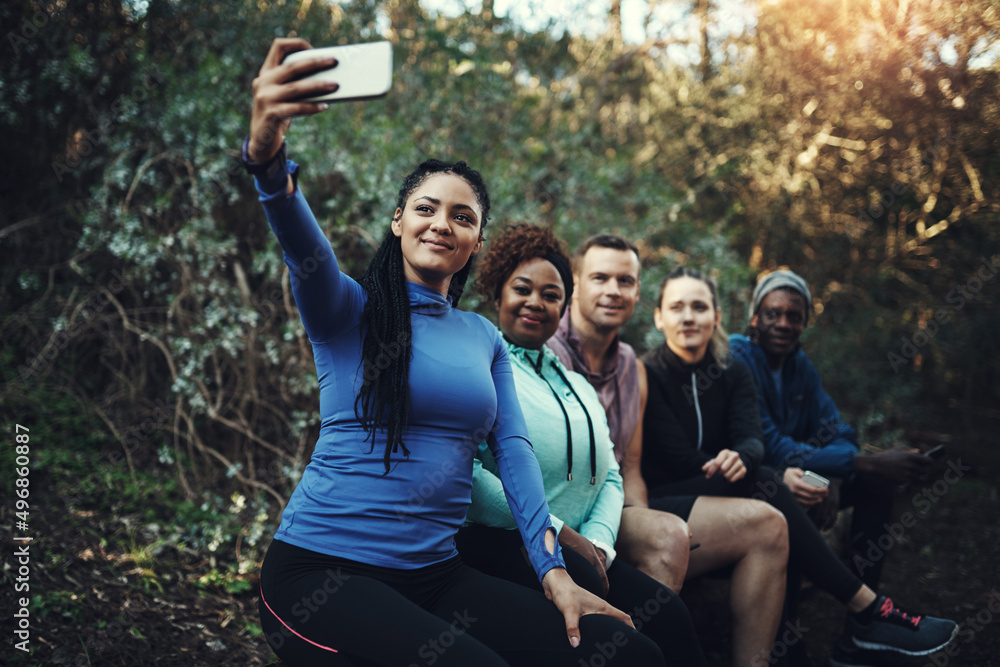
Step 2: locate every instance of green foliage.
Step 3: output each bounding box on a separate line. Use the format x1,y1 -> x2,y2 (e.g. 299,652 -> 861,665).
196,566 -> 255,595
31,590 -> 85,622
570,0 -> 1000,429
244,621 -> 264,638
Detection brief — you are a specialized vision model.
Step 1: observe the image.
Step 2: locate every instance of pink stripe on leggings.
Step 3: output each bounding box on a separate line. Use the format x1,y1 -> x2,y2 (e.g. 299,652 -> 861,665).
260,586 -> 339,653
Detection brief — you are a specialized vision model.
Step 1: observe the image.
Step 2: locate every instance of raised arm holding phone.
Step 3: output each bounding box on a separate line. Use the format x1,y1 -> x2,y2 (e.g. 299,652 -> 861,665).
247,38 -> 660,667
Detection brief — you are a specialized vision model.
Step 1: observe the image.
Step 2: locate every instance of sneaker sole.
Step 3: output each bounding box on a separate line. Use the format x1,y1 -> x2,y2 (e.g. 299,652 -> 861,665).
851,624 -> 959,656
830,651 -> 917,667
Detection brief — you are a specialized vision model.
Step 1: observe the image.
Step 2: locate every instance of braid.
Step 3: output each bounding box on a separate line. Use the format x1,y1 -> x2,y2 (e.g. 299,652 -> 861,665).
355,231 -> 413,472
356,159 -> 491,473
448,257 -> 474,307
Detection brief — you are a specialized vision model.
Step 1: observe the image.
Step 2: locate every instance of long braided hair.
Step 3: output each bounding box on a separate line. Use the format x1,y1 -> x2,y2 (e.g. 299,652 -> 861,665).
355,159 -> 491,474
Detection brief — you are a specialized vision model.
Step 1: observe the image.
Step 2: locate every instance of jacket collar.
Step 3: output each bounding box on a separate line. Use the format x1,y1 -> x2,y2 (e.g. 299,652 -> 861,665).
732,333 -> 801,376
406,281 -> 452,316
650,342 -> 716,374
505,339 -> 559,373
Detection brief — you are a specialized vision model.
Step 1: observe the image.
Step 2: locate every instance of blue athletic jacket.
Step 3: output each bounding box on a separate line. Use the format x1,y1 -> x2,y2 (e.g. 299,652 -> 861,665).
729,334 -> 859,478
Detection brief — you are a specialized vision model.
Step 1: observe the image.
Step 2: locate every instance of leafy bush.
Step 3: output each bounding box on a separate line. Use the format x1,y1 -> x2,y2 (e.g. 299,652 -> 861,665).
2,0 -> 997,551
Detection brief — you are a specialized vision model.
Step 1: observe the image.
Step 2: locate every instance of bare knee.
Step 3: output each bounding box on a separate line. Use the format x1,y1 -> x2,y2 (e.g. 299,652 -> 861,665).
659,511 -> 690,545
622,507 -> 689,551
728,499 -> 787,554
750,502 -> 789,560
645,511 -> 690,558
620,508 -> 690,590
649,512 -> 690,590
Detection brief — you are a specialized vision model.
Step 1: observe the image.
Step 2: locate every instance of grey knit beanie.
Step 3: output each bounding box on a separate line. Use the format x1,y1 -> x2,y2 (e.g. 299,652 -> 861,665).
750,270 -> 812,324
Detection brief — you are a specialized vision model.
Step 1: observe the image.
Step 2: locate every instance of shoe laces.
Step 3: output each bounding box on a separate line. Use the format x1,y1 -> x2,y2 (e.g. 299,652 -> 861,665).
879,597 -> 922,628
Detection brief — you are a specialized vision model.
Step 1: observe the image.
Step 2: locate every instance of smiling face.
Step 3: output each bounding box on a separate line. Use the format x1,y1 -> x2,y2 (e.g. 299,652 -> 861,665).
750,288 -> 807,369
654,276 -> 721,364
391,173 -> 483,296
497,257 -> 567,350
572,246 -> 641,335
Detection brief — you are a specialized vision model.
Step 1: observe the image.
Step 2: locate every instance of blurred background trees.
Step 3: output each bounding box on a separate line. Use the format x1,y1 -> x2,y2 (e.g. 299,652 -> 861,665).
1,1 -> 998,658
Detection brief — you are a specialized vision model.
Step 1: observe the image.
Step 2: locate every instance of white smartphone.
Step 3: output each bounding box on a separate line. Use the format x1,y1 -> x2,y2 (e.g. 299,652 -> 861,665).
282,41 -> 393,103
801,470 -> 830,489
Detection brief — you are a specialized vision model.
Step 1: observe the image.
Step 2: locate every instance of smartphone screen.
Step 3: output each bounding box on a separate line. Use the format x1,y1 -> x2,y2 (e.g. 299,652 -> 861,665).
283,41 -> 393,103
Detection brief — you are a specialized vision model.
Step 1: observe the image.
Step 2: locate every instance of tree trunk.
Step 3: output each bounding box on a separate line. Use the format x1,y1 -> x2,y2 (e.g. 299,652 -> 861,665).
697,0 -> 712,82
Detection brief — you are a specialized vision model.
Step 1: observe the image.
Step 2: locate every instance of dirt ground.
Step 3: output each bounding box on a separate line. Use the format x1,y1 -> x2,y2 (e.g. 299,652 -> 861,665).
790,424 -> 1000,667
3,415 -> 998,667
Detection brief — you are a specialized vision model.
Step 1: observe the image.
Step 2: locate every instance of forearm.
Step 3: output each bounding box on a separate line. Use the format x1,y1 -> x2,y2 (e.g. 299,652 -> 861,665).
248,136 -> 295,199
580,474 -> 624,549
852,454 -> 876,477
729,362 -> 765,472
490,431 -> 565,580
255,161 -> 361,341
257,165 -> 332,268
734,438 -> 765,474
790,442 -> 857,478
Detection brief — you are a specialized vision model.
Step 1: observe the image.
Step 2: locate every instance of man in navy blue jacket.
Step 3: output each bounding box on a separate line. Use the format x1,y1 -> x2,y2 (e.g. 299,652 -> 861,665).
730,270 -> 933,594
730,270 -> 949,664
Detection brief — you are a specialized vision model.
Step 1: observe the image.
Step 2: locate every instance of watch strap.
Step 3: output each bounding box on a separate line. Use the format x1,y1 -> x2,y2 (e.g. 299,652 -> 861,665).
242,136 -> 288,181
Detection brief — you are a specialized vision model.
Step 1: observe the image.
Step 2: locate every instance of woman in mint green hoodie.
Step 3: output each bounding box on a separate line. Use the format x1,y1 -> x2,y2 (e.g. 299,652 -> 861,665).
456,224 -> 706,665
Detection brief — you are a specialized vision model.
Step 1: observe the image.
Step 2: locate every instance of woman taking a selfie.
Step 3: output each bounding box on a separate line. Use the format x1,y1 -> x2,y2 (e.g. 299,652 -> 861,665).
456,223 -> 703,665
246,39 -> 657,667
637,267 -> 958,662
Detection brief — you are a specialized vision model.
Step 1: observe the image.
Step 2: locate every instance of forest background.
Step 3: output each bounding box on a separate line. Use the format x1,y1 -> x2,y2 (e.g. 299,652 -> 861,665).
1,0 -> 998,665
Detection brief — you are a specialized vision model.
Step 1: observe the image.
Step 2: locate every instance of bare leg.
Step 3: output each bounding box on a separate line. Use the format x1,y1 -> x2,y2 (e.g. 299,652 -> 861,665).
847,585 -> 876,612
685,497 -> 788,667
616,506 -> 690,592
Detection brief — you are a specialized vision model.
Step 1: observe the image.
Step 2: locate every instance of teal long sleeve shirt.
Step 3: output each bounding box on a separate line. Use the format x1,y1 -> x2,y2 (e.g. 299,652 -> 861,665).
467,342 -> 623,561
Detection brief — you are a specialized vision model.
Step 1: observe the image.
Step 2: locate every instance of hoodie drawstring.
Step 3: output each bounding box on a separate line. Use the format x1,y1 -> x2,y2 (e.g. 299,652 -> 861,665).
528,351 -> 597,484
551,362 -> 597,485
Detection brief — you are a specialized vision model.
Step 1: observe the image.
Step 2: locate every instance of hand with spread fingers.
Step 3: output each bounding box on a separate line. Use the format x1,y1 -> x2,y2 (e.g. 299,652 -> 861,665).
541,567 -> 634,648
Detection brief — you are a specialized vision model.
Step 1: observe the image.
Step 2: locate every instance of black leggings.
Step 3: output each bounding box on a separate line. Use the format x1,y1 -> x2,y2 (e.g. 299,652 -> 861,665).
648,465 -> 863,605
840,471 -> 894,590
456,525 -> 706,666
259,539 -> 665,667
